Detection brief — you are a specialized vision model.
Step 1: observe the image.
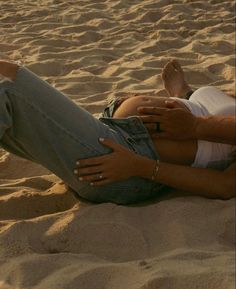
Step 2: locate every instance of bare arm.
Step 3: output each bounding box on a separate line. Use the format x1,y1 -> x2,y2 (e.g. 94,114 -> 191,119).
139,106 -> 236,145
195,115 -> 236,145
75,139 -> 236,200
138,158 -> 236,199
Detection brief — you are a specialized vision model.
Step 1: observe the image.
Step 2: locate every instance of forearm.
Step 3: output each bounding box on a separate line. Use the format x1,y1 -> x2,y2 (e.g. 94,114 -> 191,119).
137,158 -> 235,199
195,115 -> 236,145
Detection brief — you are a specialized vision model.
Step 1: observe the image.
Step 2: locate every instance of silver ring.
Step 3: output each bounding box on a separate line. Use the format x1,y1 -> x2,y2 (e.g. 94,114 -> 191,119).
99,175 -> 103,179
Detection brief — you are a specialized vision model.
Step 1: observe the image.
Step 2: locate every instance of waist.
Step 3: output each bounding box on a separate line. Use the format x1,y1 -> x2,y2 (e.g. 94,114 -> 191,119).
99,116 -> 159,160
100,116 -> 197,165
152,138 -> 197,166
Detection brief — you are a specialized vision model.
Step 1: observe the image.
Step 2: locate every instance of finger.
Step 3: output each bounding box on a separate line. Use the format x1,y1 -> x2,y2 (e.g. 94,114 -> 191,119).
90,178 -> 112,186
99,138 -> 126,152
171,59 -> 183,73
144,123 -> 157,131
75,165 -> 102,176
76,154 -> 108,167
139,115 -> 163,123
137,106 -> 168,115
79,173 -> 105,182
165,100 -> 180,109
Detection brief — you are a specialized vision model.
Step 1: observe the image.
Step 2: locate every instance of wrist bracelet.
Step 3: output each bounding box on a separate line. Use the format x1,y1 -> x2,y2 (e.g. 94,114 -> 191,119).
151,159 -> 160,180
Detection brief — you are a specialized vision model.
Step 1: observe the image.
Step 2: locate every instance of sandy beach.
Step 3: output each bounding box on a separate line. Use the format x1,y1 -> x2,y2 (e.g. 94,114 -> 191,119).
0,0 -> 235,288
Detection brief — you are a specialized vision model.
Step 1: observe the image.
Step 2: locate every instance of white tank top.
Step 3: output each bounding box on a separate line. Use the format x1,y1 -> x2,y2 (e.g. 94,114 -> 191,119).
172,86 -> 236,170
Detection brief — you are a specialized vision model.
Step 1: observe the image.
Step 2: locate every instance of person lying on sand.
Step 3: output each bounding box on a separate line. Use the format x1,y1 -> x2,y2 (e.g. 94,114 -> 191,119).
0,60 -> 235,204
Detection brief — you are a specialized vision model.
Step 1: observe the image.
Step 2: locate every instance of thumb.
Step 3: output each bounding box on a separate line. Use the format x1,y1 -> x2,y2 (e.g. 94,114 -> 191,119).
99,138 -> 123,151
165,100 -> 179,109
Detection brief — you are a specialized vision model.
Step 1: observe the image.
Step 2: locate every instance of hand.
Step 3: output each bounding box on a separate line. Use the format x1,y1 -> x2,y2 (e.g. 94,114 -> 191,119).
74,138 -> 152,186
138,100 -> 199,140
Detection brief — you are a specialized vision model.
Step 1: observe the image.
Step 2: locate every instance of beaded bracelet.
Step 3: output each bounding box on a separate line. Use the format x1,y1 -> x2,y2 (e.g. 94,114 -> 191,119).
151,159 -> 160,180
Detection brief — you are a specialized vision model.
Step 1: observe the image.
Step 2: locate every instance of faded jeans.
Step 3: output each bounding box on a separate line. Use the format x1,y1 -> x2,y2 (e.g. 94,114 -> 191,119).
0,67 -> 163,204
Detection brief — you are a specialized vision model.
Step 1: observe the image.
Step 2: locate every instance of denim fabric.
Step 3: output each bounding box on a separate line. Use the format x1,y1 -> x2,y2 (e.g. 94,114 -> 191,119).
0,67 -> 165,204
102,98 -> 120,118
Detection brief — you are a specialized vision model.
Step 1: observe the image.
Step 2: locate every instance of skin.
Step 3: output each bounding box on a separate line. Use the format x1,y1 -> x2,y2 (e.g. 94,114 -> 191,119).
113,95 -> 197,165
161,59 -> 191,98
138,101 -> 236,144
74,60 -> 235,199
1,60 -> 235,199
76,138 -> 236,199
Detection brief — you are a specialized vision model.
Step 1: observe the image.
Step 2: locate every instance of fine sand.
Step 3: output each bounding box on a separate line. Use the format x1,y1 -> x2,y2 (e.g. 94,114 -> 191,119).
0,1 -> 235,289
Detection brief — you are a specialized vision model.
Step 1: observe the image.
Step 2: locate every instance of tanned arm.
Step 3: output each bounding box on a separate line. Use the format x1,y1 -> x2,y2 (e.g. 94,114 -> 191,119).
76,138 -> 236,200
139,107 -> 236,145
138,158 -> 236,200
195,115 -> 236,145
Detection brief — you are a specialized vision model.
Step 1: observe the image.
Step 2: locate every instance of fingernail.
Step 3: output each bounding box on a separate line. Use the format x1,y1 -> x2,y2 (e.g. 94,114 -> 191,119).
74,169 -> 78,174
99,137 -> 104,142
76,161 -> 80,165
79,177 -> 83,181
90,182 -> 94,186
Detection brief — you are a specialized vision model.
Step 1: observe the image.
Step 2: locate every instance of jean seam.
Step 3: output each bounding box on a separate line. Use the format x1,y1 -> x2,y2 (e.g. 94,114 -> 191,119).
6,86 -> 101,154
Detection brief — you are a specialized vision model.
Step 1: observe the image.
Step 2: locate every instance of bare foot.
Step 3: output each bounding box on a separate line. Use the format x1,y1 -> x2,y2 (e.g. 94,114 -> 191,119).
161,59 -> 191,98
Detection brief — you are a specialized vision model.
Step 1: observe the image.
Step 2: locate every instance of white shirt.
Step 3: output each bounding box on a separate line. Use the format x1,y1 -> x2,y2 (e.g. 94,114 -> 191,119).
172,86 -> 236,170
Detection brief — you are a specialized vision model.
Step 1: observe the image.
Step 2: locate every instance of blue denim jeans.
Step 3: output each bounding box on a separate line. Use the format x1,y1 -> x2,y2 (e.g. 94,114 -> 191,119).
0,67 -> 164,204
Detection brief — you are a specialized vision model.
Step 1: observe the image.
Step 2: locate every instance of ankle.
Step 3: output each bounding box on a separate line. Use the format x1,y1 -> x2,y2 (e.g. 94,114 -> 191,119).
177,82 -> 192,98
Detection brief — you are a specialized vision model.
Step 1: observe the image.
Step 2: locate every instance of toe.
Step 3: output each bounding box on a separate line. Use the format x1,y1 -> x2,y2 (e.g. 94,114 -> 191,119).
172,59 -> 183,72
162,61 -> 176,81
162,62 -> 169,71
165,62 -> 175,74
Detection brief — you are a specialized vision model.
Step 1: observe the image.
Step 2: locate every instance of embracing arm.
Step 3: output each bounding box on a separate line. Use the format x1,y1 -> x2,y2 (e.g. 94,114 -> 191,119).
195,115 -> 236,145
75,138 -> 236,200
139,106 -> 236,145
138,157 -> 236,199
